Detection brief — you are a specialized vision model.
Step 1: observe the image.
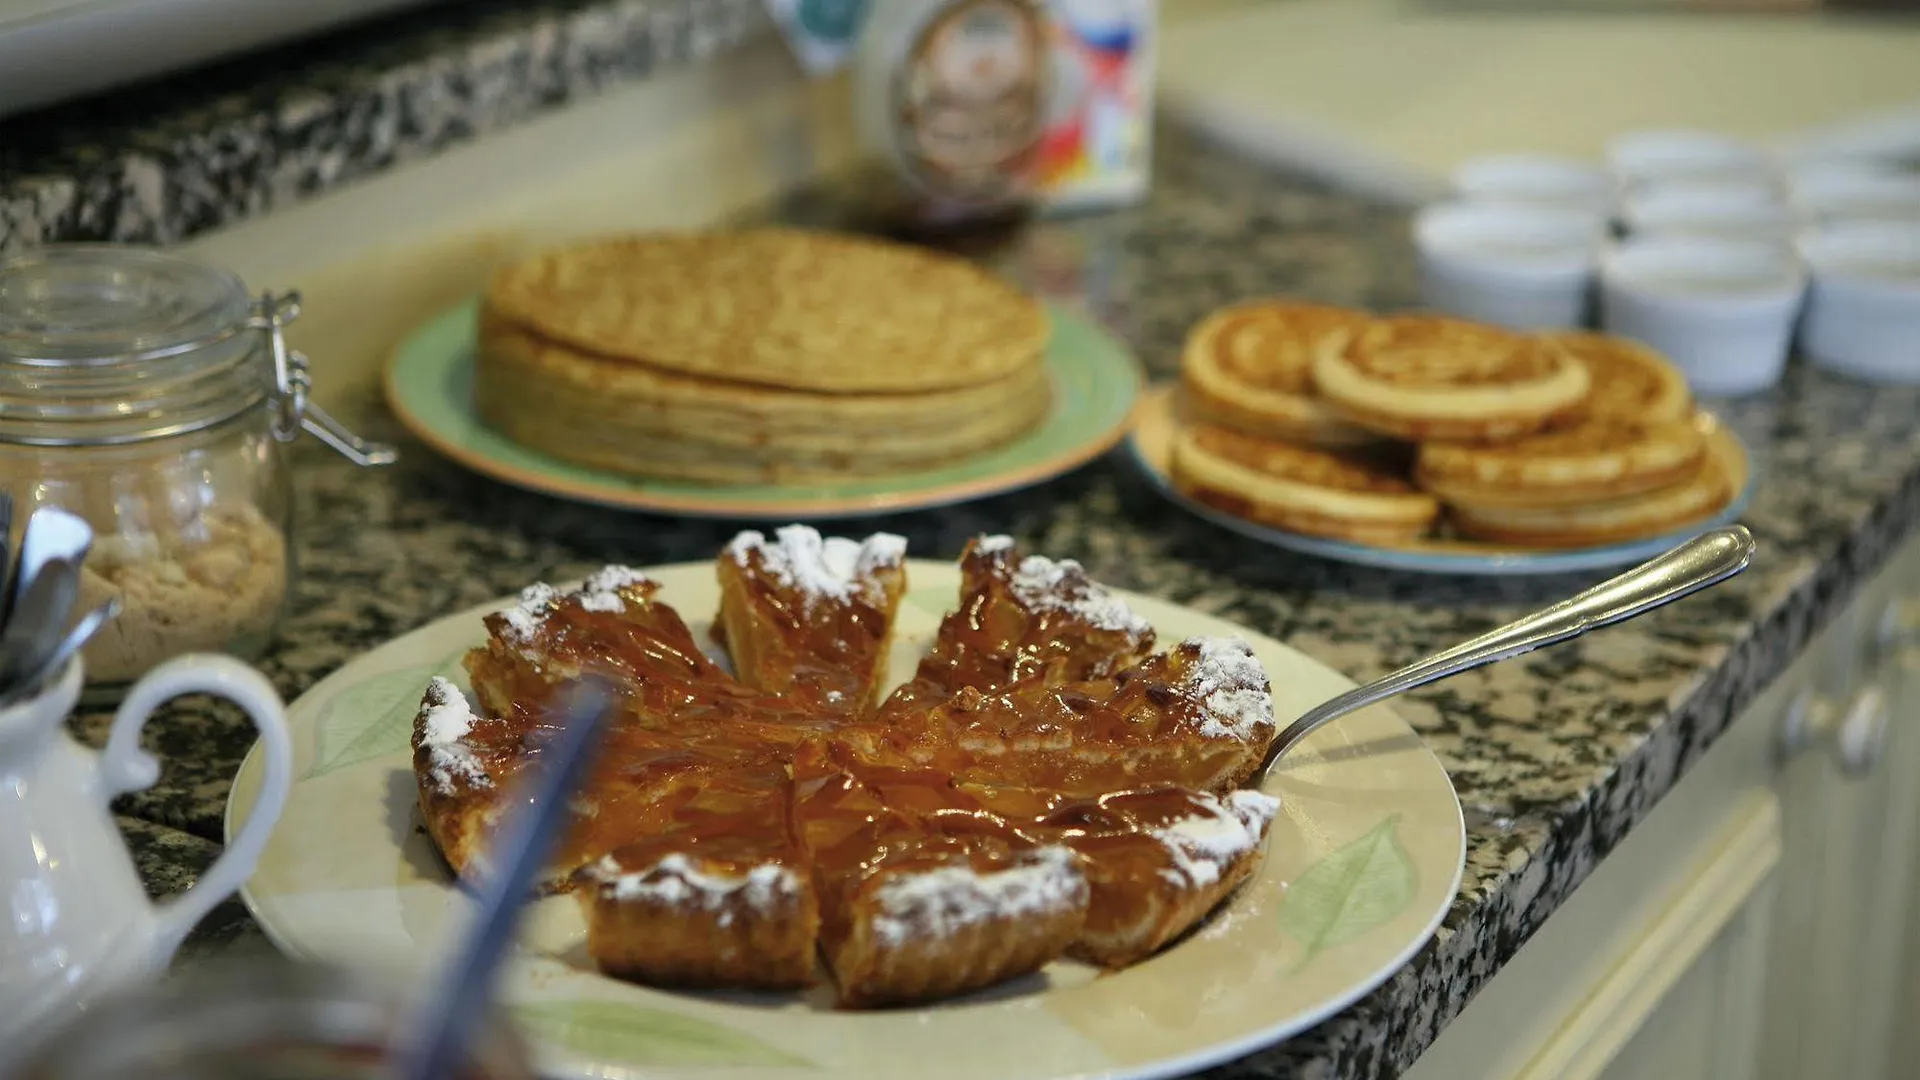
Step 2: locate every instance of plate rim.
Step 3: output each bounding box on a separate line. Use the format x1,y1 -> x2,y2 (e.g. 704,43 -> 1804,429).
1126,384 -> 1758,577
382,299 -> 1145,521
225,558 -> 1467,1080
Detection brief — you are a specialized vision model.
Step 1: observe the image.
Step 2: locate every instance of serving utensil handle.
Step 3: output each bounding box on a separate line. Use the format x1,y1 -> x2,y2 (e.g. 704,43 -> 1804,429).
1263,525 -> 1755,771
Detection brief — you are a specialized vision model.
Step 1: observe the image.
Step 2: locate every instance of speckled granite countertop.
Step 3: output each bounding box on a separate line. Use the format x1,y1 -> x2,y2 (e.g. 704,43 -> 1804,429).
108,129 -> 1920,1078
0,0 -> 766,254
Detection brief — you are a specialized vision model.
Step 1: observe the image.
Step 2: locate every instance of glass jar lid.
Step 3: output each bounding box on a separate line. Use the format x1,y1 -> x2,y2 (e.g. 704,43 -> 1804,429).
0,245 -> 253,366
0,244 -> 395,464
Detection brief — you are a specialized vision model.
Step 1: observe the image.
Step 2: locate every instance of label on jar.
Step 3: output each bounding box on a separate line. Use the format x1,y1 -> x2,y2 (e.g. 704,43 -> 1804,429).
887,0 -> 1049,205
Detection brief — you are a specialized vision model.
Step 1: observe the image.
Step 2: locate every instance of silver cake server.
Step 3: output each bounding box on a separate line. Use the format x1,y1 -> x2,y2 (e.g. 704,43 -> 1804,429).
1260,525 -> 1755,775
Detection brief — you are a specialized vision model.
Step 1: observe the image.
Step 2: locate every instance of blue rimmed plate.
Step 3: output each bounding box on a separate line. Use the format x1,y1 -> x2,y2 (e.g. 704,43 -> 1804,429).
1127,385 -> 1755,577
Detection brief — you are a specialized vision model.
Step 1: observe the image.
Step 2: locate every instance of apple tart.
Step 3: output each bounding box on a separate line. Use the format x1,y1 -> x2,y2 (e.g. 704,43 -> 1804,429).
411,527 -> 1281,1007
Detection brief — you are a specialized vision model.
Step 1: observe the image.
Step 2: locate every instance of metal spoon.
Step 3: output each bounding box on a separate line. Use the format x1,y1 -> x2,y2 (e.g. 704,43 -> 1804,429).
390,676 -> 617,1080
1260,525 -> 1755,774
7,507 -> 91,623
0,555 -> 80,693
0,597 -> 119,706
0,492 -> 14,626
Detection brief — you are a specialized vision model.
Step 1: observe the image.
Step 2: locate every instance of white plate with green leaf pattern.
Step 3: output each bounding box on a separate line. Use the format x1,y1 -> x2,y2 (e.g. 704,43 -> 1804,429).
226,558 -> 1465,1080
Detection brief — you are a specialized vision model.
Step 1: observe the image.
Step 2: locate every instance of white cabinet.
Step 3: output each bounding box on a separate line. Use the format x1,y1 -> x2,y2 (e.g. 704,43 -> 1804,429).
1406,535 -> 1920,1080
1762,551 -> 1920,1080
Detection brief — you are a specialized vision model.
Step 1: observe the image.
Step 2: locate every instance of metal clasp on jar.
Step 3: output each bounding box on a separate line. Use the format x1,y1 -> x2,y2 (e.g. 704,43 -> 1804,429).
249,292 -> 398,467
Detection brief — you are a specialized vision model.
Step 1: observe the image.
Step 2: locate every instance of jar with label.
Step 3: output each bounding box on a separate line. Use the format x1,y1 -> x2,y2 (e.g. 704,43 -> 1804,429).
854,0 -> 1053,237
1033,0 -> 1157,213
0,245 -> 394,702
10,958 -> 534,1079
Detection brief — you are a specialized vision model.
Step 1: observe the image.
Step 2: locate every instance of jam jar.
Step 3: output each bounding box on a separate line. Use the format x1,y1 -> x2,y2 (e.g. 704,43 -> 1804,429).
9,958 -> 535,1079
0,245 -> 394,701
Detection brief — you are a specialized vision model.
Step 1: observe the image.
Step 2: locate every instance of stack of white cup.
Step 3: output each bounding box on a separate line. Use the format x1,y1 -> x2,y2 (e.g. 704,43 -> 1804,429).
1416,125 -> 1920,395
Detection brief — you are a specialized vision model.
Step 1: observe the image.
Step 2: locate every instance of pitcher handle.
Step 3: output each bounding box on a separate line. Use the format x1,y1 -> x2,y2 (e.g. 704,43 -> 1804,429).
99,654 -> 293,968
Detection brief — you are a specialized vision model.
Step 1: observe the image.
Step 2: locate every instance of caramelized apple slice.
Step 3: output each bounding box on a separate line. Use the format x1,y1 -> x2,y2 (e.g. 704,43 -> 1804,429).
899,536 -> 1155,703
715,526 -> 907,715
791,743 -> 1088,1008
1031,787 -> 1279,967
874,636 -> 1278,796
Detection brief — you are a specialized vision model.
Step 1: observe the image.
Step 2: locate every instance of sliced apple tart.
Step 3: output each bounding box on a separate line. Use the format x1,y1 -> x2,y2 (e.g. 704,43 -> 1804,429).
411,526 -> 1281,1007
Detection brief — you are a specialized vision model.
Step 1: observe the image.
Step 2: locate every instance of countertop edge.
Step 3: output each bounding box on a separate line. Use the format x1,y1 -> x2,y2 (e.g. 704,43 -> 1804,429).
1332,445 -> 1920,1076
0,0 -> 770,254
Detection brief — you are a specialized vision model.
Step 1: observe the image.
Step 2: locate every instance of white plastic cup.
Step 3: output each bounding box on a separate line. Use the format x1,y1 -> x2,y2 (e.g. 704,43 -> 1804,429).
1607,129 -> 1776,187
1777,106 -> 1920,173
1788,164 -> 1920,225
1620,183 -> 1802,243
1599,234 -> 1807,396
1414,201 -> 1604,331
1797,221 -> 1920,384
1450,153 -> 1614,216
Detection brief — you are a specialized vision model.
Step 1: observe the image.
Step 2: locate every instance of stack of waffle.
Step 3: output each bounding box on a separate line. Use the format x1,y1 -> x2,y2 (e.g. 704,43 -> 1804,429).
1171,302 -> 1732,549
476,229 -> 1054,485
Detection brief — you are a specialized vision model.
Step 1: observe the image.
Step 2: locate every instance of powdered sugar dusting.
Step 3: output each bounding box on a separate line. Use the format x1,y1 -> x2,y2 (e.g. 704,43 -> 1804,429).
419,677 -> 489,792
498,582 -> 558,642
974,534 -> 1015,555
1007,555 -> 1152,637
870,846 -> 1086,946
1225,789 -> 1281,832
1182,637 -> 1274,741
1153,808 -> 1259,888
578,565 -> 648,613
856,532 -> 908,575
726,525 -> 905,607
593,854 -> 800,924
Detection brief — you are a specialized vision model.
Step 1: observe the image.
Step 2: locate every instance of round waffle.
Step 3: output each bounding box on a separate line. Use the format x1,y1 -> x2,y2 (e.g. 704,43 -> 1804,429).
1178,301 -> 1380,447
1546,331 -> 1692,423
1311,316 -> 1591,441
1415,330 -> 1699,507
1449,451 -> 1732,548
485,228 -> 1048,394
1171,423 -> 1440,545
1416,417 -> 1707,509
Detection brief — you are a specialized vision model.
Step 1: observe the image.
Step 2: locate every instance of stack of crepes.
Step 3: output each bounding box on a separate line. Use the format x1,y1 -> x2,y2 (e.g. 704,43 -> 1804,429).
475,228 -> 1055,485
1170,302 -> 1733,549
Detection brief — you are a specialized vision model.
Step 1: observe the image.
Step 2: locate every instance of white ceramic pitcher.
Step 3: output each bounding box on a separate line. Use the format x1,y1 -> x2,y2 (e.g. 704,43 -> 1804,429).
0,654 -> 292,1054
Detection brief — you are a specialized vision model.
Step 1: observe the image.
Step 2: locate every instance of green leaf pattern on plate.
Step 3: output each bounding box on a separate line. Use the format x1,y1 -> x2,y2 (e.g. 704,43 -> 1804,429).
1277,815 -> 1417,960
305,649 -> 470,779
515,1001 -> 811,1067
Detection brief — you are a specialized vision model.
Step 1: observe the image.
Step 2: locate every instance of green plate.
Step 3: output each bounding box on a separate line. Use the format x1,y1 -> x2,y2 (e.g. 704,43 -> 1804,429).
384,298 -> 1143,519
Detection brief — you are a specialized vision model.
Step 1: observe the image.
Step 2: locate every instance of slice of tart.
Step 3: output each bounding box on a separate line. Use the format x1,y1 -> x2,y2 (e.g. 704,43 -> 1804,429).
898,535 -> 1155,704
714,525 -> 907,715
574,762 -> 818,989
791,743 -> 1089,1008
1030,786 -> 1279,967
